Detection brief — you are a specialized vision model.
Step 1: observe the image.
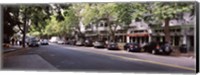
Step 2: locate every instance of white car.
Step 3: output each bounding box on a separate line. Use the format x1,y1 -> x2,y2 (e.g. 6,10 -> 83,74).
40,39 -> 49,45
49,36 -> 60,43
57,40 -> 65,44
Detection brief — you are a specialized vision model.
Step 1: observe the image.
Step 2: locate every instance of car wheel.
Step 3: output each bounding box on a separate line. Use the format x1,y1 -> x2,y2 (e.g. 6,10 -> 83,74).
127,48 -> 130,52
151,49 -> 156,54
141,48 -> 144,52
165,52 -> 171,55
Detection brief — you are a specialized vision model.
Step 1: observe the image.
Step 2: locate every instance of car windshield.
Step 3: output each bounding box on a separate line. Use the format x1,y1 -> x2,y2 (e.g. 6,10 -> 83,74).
31,40 -> 38,42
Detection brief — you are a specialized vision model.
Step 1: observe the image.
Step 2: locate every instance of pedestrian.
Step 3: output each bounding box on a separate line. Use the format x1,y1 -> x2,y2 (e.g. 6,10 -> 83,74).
20,40 -> 22,46
11,38 -> 15,45
15,39 -> 18,45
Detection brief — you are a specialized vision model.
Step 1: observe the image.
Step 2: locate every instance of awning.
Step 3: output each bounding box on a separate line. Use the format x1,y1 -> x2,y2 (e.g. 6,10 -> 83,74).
127,33 -> 149,37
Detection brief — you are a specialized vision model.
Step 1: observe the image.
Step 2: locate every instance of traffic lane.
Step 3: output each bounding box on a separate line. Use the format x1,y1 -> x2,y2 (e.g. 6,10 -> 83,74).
65,45 -> 195,69
29,44 -> 195,73
53,44 -> 195,72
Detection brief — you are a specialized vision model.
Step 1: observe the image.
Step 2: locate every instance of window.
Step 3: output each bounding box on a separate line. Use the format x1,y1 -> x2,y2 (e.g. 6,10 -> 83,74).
176,29 -> 181,32
105,23 -> 108,27
100,23 -> 103,27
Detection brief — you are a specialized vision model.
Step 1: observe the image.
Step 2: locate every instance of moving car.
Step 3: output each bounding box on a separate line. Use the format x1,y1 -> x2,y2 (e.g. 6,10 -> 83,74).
93,41 -> 106,48
144,42 -> 173,55
124,43 -> 141,52
107,42 -> 119,50
40,39 -> 49,45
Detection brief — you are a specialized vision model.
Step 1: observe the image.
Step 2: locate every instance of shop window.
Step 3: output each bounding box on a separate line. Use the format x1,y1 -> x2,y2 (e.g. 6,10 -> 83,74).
176,29 -> 181,32
99,23 -> 103,27
174,36 -> 180,46
105,23 -> 108,27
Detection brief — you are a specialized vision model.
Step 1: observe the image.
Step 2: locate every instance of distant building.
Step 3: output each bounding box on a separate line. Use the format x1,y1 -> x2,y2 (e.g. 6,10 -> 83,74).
151,12 -> 195,51
84,12 -> 195,51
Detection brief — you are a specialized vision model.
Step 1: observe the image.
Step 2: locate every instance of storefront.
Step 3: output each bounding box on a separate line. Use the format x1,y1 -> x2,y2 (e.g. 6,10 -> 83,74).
127,30 -> 150,43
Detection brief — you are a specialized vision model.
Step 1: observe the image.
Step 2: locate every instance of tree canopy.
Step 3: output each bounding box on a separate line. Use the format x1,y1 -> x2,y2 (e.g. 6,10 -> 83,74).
3,2 -> 195,44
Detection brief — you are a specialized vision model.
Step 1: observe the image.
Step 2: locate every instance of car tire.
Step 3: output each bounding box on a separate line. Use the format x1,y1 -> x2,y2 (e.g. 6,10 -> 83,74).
165,52 -> 171,55
151,49 -> 156,54
127,48 -> 130,52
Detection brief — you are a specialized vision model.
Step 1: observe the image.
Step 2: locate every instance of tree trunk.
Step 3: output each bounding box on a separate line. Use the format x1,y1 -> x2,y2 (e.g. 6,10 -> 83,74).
164,18 -> 170,43
22,9 -> 27,48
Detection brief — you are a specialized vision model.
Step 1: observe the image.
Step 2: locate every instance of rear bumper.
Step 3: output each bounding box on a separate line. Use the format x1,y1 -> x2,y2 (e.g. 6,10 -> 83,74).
155,49 -> 172,54
108,47 -> 119,50
129,48 -> 141,52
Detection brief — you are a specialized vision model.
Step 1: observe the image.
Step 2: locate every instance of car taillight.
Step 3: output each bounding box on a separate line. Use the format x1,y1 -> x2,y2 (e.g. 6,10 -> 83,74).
156,45 -> 160,49
130,45 -> 133,48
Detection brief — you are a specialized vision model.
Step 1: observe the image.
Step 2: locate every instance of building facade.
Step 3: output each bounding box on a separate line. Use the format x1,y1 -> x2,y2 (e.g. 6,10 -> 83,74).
84,12 -> 195,51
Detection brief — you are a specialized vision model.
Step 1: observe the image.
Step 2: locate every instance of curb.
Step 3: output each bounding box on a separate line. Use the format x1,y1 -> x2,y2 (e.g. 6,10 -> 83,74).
3,48 -> 31,57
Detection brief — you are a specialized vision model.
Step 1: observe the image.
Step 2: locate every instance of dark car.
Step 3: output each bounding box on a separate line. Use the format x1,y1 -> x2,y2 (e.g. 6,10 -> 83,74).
124,43 -> 141,52
144,42 -> 173,55
179,44 -> 187,53
93,41 -> 106,48
69,40 -> 76,45
107,42 -> 119,50
28,39 -> 39,47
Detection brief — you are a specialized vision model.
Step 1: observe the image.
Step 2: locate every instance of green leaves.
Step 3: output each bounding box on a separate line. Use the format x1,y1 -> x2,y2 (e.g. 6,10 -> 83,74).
23,2 -> 194,39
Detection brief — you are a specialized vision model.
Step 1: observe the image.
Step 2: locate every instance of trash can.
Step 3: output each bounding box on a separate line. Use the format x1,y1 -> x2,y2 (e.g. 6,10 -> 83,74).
179,44 -> 187,53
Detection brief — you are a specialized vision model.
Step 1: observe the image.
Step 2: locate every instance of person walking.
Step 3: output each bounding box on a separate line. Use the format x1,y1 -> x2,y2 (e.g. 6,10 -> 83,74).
11,38 -> 15,45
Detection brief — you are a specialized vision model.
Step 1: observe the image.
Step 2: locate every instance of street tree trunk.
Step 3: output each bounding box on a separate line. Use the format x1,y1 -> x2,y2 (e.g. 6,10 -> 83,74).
164,18 -> 170,43
22,8 -> 27,48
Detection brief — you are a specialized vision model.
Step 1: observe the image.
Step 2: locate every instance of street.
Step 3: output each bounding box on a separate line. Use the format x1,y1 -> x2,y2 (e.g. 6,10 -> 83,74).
3,43 -> 196,73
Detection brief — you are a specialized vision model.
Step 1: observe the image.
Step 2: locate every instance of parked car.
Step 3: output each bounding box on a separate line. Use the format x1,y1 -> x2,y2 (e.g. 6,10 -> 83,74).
65,41 -> 70,44
69,40 -> 76,45
179,44 -> 187,53
76,40 -> 84,46
57,40 -> 65,44
124,43 -> 141,52
28,38 -> 39,47
40,39 -> 49,45
93,41 -> 106,48
49,36 -> 60,43
107,42 -> 119,50
84,40 -> 93,47
144,42 -> 173,55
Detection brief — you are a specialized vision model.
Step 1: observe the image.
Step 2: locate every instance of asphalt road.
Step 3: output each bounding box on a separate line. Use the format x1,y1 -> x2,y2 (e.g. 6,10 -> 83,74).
4,43 -> 195,73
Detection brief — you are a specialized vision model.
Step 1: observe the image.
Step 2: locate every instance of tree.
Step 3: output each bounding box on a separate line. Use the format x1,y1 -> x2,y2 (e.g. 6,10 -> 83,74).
149,2 -> 194,43
3,5 -> 21,43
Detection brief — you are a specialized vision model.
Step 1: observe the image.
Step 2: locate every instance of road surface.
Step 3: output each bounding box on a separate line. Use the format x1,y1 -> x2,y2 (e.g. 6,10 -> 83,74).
3,43 -> 196,73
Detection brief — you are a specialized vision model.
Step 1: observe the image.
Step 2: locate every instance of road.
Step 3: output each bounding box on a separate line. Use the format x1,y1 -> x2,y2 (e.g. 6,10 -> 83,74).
3,43 -> 196,73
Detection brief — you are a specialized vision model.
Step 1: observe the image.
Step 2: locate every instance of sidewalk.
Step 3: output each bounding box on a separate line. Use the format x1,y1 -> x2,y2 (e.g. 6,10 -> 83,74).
3,54 -> 58,71
170,49 -> 196,58
3,45 -> 24,53
2,45 -> 58,71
